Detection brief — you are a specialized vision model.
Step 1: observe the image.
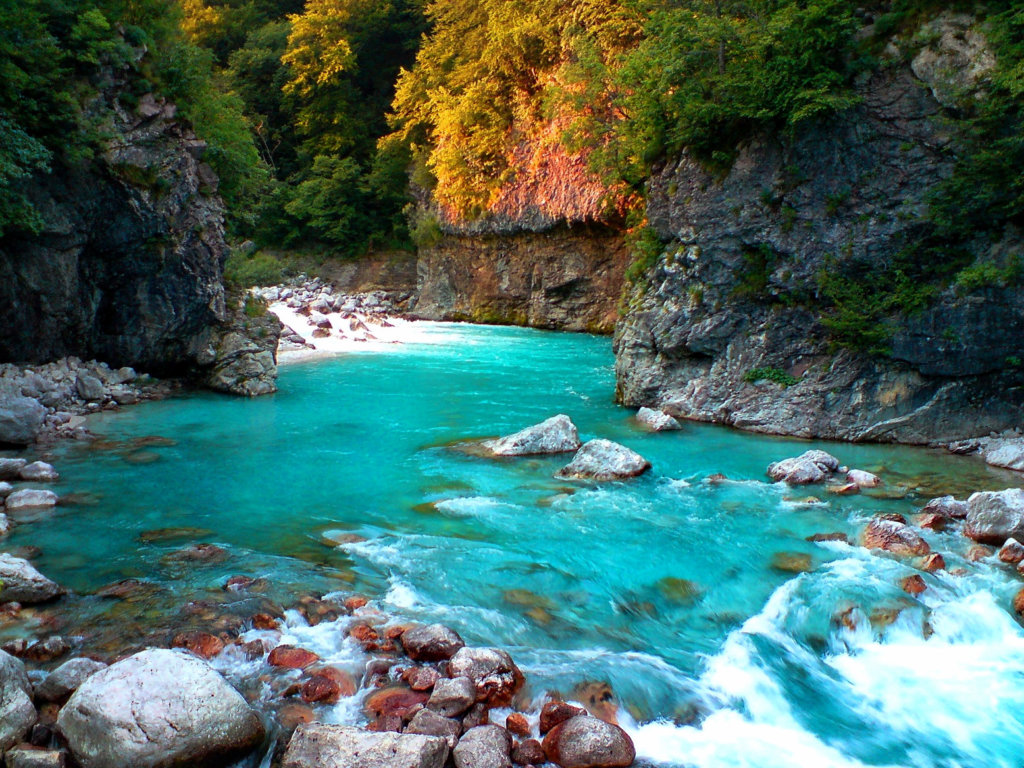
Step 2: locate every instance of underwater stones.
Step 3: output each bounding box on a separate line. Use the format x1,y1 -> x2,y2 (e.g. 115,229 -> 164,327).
5,490 -> 58,511
0,649 -> 36,754
452,725 -> 512,768
541,715 -> 635,768
19,461 -> 58,482
0,397 -> 46,446
861,519 -> 931,557
540,701 -> 586,734
405,709 -> 461,750
770,552 -> 813,573
427,677 -> 477,717
921,495 -> 968,519
845,469 -> 881,488
964,489 -> 1024,545
163,543 -> 228,564
282,723 -> 449,768
635,407 -> 681,431
268,645 -> 321,669
483,415 -> 581,456
35,658 -> 108,704
766,450 -> 840,484
447,648 -> 524,708
0,554 -> 64,603
56,649 -> 265,768
555,439 -> 650,482
656,577 -> 702,604
401,624 -> 465,662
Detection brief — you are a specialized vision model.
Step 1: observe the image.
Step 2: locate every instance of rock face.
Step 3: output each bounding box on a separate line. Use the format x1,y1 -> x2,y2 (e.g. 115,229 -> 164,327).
556,440 -> 651,481
282,723 -> 448,768
483,415 -> 581,456
541,715 -> 635,768
964,489 -> 1024,545
56,648 -> 265,768
0,554 -> 64,603
414,225 -> 627,333
614,42 -> 1024,444
0,77 -> 279,395
0,650 -> 36,754
0,397 -> 47,446
200,302 -> 282,396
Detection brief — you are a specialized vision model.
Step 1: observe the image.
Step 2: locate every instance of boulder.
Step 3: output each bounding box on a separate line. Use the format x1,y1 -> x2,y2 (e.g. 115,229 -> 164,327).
483,415 -> 581,456
35,658 -> 108,703
984,440 -> 1024,472
513,739 -> 546,766
56,649 -> 265,768
282,723 -> 448,768
5,490 -> 58,511
540,701 -> 587,735
541,715 -> 635,768
999,538 -> 1024,565
0,398 -> 46,446
0,649 -> 36,754
920,495 -> 969,519
635,407 -> 681,431
861,519 -> 930,557
75,374 -> 105,402
0,554 -> 64,603
452,725 -> 511,768
0,458 -> 27,480
405,708 -> 461,750
505,713 -> 530,738
964,489 -> 1024,545
555,440 -> 651,482
19,462 -> 58,482
4,747 -> 67,768
845,469 -> 881,488
268,645 -> 320,669
401,624 -> 465,662
767,450 -> 840,484
427,676 -> 477,717
447,648 -> 524,708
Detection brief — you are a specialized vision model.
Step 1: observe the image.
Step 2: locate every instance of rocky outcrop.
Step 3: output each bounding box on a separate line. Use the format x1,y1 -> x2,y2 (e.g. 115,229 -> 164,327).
199,297 -> 281,396
614,28 -> 1024,444
56,648 -> 265,768
414,226 -> 627,333
0,73 -> 279,396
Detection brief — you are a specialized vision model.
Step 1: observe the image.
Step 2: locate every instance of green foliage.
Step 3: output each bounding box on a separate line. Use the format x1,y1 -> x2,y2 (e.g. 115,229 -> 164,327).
624,225 -> 664,285
953,256 -> 1024,293
224,248 -> 289,287
742,367 -> 798,387
408,207 -> 443,249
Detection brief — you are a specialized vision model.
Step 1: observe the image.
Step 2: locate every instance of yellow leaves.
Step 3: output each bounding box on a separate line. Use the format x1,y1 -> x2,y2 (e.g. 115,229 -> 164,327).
282,0 -> 355,98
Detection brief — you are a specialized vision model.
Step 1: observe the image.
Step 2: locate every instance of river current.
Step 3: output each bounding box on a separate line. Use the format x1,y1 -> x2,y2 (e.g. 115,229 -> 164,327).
8,323 -> 1024,767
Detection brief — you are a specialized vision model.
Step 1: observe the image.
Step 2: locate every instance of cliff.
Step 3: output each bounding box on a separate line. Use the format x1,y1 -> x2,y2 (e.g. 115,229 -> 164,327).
413,225 -> 627,334
0,77 -> 279,395
614,17 -> 1024,443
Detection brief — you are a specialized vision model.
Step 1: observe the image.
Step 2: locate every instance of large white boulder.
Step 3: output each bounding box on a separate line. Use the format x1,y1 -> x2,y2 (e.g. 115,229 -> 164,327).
282,723 -> 448,768
0,554 -> 63,603
556,439 -> 651,482
483,415 -> 581,456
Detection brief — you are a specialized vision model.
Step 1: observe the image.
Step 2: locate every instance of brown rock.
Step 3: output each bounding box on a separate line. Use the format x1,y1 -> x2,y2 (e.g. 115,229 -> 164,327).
462,703 -> 489,731
276,702 -> 316,731
164,543 -> 228,563
862,519 -> 930,557
300,667 -> 358,704
540,701 -> 586,735
171,631 -> 224,660
901,575 -> 927,596
345,596 -> 369,611
806,532 -> 850,544
967,544 -> 994,562
827,483 -> 860,496
403,666 -> 441,691
914,513 -> 949,531
447,647 -> 523,708
919,553 -> 946,572
512,738 -> 546,766
252,613 -> 279,630
1013,588 -> 1024,617
268,645 -> 320,669
506,713 -> 530,738
366,685 -> 430,723
998,538 -> 1024,565
349,623 -> 380,646
541,715 -> 635,768
573,681 -> 620,726
401,624 -> 466,662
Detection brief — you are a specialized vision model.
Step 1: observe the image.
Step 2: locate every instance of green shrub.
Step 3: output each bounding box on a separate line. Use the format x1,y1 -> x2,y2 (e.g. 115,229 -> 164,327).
743,367 -> 798,387
224,248 -> 288,288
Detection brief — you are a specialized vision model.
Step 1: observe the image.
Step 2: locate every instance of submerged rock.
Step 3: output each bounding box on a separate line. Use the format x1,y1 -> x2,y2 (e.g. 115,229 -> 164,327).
56,648 -> 265,768
0,650 -> 36,754
5,489 -> 58,511
541,715 -> 635,768
282,723 -> 449,768
0,554 -> 64,603
635,407 -> 681,431
447,647 -> 524,708
767,450 -> 839,485
555,439 -> 651,481
483,415 -> 581,456
964,489 -> 1024,545
0,397 -> 46,446
861,519 -> 931,557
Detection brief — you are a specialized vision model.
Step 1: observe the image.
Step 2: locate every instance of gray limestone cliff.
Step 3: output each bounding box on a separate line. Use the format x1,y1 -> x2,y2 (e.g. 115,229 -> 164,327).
614,16 -> 1024,443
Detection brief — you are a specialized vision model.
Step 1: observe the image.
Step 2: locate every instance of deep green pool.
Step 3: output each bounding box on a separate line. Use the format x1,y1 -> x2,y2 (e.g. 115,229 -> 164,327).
8,323 -> 1024,767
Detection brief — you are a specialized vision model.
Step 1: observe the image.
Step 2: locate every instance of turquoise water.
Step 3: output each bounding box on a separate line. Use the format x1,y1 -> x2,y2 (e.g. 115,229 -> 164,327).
8,323 -> 1024,767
